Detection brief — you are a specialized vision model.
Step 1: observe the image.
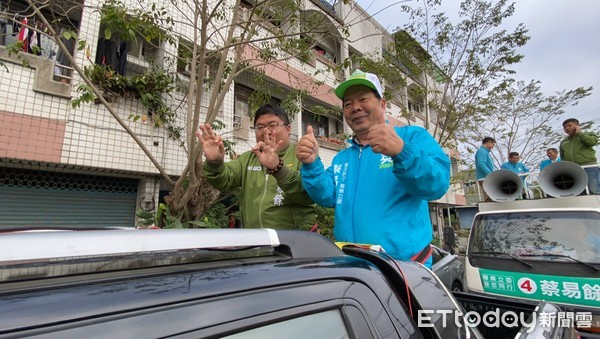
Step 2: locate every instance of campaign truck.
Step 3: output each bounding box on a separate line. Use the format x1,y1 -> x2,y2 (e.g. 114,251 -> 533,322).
465,161 -> 600,336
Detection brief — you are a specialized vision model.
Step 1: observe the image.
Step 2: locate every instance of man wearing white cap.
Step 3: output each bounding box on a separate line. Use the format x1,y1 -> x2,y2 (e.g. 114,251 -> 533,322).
296,70 -> 450,267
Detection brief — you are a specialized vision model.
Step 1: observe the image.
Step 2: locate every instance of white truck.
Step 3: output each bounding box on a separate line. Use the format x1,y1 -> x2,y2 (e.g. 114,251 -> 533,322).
465,162 -> 600,336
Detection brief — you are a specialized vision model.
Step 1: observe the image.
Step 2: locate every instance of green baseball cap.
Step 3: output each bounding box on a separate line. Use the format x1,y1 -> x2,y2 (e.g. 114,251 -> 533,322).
335,69 -> 383,100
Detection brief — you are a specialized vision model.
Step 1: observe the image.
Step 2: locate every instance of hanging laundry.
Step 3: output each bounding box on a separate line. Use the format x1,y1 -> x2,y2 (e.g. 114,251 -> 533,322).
28,23 -> 41,55
40,24 -> 57,59
95,37 -> 128,76
16,17 -> 28,52
12,14 -> 19,36
0,6 -> 8,46
0,24 -> 6,47
55,29 -> 75,68
95,37 -> 119,71
117,41 -> 128,76
0,23 -> 5,46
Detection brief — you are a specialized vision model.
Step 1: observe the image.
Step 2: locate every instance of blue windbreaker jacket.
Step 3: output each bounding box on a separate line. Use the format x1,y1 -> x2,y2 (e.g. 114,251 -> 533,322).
475,146 -> 494,180
540,157 -> 560,170
500,161 -> 529,174
301,125 -> 450,261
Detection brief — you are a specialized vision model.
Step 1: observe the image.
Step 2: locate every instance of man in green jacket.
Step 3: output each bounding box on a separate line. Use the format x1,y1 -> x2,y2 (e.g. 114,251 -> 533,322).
196,104 -> 317,230
560,118 -> 599,194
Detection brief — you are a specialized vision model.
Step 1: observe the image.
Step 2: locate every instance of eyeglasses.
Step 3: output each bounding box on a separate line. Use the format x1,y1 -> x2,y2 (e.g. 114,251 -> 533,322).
255,122 -> 288,132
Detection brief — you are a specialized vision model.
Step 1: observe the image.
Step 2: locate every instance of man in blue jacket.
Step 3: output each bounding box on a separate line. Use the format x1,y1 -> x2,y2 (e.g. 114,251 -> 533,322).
475,137 -> 496,201
540,148 -> 560,171
475,137 -> 496,179
501,152 -> 529,177
296,70 -> 450,267
501,152 -> 530,199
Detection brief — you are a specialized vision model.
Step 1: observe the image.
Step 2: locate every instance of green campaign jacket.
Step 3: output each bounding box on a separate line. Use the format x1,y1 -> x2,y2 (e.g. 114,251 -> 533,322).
560,132 -> 598,166
203,143 -> 317,230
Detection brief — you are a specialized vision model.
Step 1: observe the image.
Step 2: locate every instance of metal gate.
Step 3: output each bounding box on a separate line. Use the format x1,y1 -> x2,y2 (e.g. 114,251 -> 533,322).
0,167 -> 138,229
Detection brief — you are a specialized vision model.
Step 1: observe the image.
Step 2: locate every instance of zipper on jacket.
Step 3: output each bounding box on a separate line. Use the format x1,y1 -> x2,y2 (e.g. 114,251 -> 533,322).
351,145 -> 364,240
258,173 -> 269,228
569,137 -> 574,162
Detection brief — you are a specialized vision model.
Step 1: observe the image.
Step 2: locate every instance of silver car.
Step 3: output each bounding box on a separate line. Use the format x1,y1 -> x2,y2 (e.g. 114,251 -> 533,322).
432,245 -> 465,292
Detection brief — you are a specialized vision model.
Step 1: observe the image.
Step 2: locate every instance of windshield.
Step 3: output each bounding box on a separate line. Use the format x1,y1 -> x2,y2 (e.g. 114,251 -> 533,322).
469,211 -> 600,263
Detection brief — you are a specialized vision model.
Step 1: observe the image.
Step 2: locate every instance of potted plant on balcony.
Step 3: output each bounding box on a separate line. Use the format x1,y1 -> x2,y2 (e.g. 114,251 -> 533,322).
316,133 -> 348,150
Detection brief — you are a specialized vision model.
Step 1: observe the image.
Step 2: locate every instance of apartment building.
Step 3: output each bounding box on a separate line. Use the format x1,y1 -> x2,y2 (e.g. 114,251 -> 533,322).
0,0 -> 461,229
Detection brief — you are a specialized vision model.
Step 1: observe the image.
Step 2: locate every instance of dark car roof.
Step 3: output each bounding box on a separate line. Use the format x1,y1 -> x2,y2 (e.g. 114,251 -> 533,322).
0,229 -> 463,338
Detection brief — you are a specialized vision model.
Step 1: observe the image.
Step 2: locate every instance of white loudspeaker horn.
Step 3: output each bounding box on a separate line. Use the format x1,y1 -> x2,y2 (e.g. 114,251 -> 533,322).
483,170 -> 524,202
539,161 -> 588,197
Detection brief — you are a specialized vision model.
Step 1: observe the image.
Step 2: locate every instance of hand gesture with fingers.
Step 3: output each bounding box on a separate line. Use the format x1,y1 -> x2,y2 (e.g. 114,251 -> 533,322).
296,125 -> 319,164
366,114 -> 404,157
252,129 -> 282,170
196,124 -> 225,162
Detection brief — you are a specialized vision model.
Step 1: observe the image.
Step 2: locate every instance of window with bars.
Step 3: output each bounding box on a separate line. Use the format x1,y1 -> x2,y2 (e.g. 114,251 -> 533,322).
234,84 -> 254,130
302,110 -> 329,137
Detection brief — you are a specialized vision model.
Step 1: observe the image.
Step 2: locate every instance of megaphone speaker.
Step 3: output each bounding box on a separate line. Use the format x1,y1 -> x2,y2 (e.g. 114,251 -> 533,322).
539,161 -> 588,197
483,170 -> 524,202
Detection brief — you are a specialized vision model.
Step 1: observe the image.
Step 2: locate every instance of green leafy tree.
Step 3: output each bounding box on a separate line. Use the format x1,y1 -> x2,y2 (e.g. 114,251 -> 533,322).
394,0 -> 530,146
7,0 -> 350,225
316,205 -> 334,240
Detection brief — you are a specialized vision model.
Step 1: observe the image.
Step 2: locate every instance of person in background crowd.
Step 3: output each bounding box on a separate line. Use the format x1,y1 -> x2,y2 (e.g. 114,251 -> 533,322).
475,137 -> 496,201
501,152 -> 530,199
540,147 -> 560,171
501,152 -> 529,179
560,118 -> 600,194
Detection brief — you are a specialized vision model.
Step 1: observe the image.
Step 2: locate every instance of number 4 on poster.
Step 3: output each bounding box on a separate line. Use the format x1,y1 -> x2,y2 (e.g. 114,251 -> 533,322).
518,277 -> 537,294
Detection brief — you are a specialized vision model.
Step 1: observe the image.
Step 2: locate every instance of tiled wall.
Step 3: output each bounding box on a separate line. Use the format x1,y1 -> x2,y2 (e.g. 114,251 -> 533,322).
0,111 -> 65,163
0,0 -> 454,206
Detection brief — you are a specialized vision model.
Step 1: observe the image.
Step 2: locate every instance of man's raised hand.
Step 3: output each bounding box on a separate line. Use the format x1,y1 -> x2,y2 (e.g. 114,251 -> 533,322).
366,113 -> 404,157
196,124 -> 225,162
296,125 -> 319,164
252,129 -> 282,170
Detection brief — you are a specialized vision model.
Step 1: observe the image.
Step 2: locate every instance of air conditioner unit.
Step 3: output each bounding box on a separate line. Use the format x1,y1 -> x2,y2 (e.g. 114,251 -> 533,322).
241,116 -> 250,130
233,115 -> 242,129
233,115 -> 251,138
238,7 -> 251,24
128,34 -> 157,63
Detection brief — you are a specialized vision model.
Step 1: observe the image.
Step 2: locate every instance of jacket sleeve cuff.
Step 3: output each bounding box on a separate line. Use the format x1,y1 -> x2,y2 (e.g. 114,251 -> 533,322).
272,163 -> 291,181
301,157 -> 324,175
392,143 -> 415,168
204,160 -> 225,172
